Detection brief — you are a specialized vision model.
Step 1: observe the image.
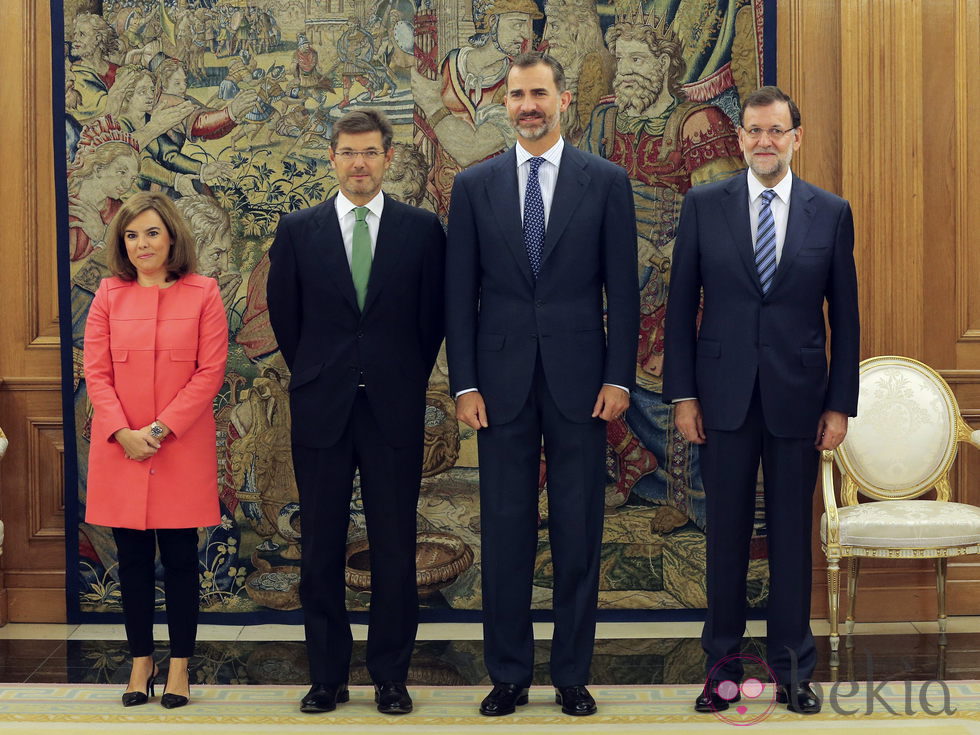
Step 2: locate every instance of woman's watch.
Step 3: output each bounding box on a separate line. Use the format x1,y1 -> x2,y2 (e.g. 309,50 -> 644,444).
149,421 -> 166,440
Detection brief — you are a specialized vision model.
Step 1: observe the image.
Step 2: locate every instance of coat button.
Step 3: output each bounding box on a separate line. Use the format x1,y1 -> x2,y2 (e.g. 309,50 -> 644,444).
149,468 -> 156,475
535,300 -> 544,307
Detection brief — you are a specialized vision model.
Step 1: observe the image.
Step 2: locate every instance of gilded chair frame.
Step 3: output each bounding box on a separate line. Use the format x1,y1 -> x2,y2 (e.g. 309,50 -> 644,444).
821,356 -> 980,653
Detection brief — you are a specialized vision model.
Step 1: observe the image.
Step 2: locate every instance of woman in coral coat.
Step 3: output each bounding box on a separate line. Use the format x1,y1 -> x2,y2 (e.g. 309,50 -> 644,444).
84,191 -> 227,709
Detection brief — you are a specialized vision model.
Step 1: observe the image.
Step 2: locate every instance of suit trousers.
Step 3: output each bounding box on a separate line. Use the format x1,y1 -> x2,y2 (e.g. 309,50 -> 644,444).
477,358 -> 607,688
111,526 -> 200,659
292,390 -> 421,685
699,381 -> 819,685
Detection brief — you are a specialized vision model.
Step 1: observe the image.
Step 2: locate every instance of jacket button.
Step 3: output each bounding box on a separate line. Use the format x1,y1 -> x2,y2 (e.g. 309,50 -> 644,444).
535,300 -> 544,307
357,333 -> 364,340
149,469 -> 156,475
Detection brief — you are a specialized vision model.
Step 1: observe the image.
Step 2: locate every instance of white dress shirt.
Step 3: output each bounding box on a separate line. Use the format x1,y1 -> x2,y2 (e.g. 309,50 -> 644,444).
747,167 -> 793,266
335,189 -> 385,265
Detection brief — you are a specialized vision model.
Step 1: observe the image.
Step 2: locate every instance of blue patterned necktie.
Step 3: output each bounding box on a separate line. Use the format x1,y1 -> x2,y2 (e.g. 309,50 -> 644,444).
755,189 -> 778,294
523,157 -> 546,278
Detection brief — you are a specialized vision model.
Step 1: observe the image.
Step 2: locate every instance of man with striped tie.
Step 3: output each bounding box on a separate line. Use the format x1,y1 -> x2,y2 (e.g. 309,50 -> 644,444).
663,86 -> 860,716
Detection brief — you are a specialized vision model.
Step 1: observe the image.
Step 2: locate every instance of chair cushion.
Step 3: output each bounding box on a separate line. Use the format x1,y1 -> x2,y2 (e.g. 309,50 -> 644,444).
820,501 -> 980,548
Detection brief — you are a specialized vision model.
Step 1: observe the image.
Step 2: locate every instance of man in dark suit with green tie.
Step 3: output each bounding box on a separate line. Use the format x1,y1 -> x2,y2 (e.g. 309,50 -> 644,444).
268,109 -> 445,716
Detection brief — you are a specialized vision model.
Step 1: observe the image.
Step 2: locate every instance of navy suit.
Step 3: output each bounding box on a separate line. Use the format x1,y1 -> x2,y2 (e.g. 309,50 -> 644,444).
663,171 -> 859,684
446,143 -> 639,687
268,194 -> 445,685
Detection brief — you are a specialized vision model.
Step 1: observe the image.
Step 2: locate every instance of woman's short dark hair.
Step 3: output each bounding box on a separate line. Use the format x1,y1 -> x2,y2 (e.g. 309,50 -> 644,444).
330,109 -> 394,150
739,86 -> 802,130
106,192 -> 198,282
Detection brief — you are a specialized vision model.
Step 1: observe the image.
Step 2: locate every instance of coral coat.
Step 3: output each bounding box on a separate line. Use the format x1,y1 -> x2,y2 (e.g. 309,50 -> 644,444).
84,274 -> 228,530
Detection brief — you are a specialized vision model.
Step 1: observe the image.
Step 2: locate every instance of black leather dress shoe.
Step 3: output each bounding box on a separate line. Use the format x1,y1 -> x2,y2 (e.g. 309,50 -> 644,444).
300,682 -> 349,713
554,685 -> 597,716
479,683 -> 529,716
374,681 -> 413,714
694,680 -> 741,712
776,682 -> 821,714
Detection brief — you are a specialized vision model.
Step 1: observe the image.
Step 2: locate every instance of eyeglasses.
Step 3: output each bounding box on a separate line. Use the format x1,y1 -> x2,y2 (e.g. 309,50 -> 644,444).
741,127 -> 796,141
334,150 -> 384,161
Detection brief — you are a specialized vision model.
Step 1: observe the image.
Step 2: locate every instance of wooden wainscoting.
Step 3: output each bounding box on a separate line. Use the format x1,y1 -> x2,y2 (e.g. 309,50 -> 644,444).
781,0 -> 980,622
0,0 -> 66,623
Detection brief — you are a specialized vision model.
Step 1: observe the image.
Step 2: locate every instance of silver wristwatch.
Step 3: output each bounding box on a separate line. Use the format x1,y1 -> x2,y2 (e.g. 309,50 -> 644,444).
149,421 -> 166,440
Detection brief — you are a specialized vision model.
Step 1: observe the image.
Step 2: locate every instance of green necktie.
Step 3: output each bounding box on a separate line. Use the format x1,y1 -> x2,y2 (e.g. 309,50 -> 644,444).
351,206 -> 372,310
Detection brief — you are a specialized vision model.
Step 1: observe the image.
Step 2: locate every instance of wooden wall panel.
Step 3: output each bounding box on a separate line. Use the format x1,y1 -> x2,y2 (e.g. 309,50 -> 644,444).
776,0 -> 841,194
0,0 -> 66,623
780,0 -> 980,621
841,0 -> 926,361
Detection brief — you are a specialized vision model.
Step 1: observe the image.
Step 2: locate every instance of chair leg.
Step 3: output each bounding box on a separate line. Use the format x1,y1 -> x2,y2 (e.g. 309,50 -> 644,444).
828,556 -> 841,653
845,557 -> 861,637
936,557 -> 948,637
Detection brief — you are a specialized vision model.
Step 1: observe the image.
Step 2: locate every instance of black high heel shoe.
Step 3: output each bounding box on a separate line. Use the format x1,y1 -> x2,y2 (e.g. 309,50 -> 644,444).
160,688 -> 189,709
161,671 -> 190,709
121,663 -> 158,707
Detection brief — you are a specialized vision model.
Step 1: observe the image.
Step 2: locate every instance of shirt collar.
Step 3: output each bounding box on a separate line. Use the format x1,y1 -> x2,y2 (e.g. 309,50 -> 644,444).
747,167 -> 793,205
515,136 -> 564,169
335,189 -> 385,220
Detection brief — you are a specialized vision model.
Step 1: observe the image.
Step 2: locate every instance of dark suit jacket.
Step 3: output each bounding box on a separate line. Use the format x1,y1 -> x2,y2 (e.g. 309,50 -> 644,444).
267,194 -> 445,448
445,143 -> 639,425
662,171 -> 860,438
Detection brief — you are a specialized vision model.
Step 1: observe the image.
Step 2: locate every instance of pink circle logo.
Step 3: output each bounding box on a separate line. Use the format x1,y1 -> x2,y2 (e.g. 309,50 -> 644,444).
704,653 -> 779,726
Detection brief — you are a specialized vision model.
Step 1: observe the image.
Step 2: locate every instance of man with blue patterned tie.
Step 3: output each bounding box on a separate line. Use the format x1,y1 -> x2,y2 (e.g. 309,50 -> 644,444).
445,53 -> 639,717
663,87 -> 860,715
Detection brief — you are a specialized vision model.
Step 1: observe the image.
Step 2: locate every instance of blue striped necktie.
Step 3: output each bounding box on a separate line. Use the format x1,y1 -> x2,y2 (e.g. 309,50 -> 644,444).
755,189 -> 778,294
524,157 -> 546,278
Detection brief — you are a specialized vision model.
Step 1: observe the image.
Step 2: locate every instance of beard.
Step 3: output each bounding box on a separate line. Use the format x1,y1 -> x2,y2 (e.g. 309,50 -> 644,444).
747,148 -> 792,179
494,35 -> 525,57
546,40 -> 587,76
511,110 -> 559,141
614,71 -> 664,116
72,42 -> 94,59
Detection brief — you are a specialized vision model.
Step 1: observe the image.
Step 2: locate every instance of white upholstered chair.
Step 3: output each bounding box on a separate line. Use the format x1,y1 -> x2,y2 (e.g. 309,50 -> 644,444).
820,356 -> 980,653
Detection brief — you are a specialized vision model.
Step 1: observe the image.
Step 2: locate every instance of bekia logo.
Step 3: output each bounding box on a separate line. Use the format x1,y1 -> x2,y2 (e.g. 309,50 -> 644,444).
702,649 -> 957,726
704,653 -> 778,726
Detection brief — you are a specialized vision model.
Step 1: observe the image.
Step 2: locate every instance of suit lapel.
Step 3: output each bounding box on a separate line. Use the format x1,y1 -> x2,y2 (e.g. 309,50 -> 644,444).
486,147 -> 535,288
768,177 -> 816,295
312,196 -> 359,313
721,173 -> 762,295
361,195 -> 404,315
540,145 -> 590,268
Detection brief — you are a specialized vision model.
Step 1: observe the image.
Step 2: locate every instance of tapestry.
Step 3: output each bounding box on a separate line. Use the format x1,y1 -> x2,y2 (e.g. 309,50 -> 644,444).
58,0 -> 775,620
